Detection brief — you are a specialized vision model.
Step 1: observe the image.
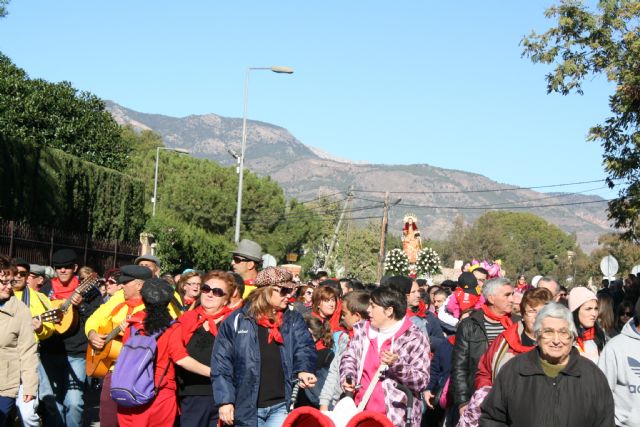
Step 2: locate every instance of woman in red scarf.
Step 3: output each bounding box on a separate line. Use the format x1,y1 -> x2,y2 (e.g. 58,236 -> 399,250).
176,270 -> 235,427
457,287 -> 553,427
311,285 -> 342,332
177,271 -> 202,312
568,286 -> 606,363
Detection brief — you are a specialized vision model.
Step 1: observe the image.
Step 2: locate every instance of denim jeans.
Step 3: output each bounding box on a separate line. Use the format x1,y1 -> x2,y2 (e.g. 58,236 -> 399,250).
257,401 -> 287,427
40,354 -> 86,427
16,383 -> 40,427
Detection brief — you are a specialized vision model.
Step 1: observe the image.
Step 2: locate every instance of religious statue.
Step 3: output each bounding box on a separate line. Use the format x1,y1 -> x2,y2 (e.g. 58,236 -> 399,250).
402,213 -> 422,264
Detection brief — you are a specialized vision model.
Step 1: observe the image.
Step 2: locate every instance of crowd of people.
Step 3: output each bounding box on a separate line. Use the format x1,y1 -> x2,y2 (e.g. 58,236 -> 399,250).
1,238 -> 639,427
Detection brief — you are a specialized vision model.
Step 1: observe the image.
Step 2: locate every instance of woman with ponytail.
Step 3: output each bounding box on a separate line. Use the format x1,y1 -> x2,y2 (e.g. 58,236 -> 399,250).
212,267 -> 317,427
176,270 -> 236,427
568,286 -> 606,363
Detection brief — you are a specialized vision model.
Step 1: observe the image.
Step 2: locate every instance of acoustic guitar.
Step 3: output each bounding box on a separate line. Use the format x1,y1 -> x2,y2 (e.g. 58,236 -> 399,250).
86,320 -> 126,378
33,309 -> 63,324
48,273 -> 99,335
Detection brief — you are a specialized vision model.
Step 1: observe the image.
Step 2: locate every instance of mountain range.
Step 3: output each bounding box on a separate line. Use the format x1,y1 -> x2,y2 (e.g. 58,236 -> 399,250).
106,101 -> 611,253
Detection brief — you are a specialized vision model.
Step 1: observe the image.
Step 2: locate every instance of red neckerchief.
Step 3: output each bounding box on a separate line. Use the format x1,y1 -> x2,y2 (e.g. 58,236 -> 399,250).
183,296 -> 195,306
407,300 -> 427,318
256,311 -> 284,344
109,297 -> 144,318
180,305 -> 231,344
244,278 -> 255,285
576,327 -> 595,352
315,339 -> 326,350
50,276 -> 79,300
502,322 -> 535,353
481,304 -> 513,329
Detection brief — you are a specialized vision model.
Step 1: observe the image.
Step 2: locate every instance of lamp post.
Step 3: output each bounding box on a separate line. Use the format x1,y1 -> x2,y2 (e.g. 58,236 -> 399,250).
152,146 -> 190,216
234,66 -> 294,243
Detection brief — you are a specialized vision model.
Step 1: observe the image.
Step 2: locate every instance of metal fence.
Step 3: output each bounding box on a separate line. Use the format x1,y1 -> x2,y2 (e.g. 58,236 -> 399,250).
0,218 -> 141,273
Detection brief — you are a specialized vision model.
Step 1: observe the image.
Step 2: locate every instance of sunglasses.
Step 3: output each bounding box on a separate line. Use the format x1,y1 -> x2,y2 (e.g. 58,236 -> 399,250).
232,256 -> 250,264
622,312 -> 633,316
304,291 -> 313,296
17,271 -> 29,277
272,285 -> 295,297
200,285 -> 226,297
54,264 -> 75,270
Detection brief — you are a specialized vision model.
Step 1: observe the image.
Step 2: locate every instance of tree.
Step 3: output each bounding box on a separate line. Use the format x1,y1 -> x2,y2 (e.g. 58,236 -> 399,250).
443,211 -> 589,283
0,0 -> 9,18
522,1 -> 640,240
590,232 -> 640,277
0,53 -> 130,170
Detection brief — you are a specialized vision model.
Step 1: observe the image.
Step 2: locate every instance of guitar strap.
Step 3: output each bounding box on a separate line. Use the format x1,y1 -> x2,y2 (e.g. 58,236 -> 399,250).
21,288 -> 30,308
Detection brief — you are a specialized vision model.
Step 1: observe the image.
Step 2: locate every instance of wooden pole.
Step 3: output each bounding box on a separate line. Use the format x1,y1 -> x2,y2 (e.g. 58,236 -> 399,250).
377,192 -> 390,282
323,187 -> 353,270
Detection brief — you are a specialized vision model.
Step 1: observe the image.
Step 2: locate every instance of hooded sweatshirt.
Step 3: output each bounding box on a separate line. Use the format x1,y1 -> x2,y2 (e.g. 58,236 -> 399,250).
598,319 -> 640,427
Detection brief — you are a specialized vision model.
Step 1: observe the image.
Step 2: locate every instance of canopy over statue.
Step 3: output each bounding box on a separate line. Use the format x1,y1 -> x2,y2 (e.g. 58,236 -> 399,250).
402,213 -> 422,264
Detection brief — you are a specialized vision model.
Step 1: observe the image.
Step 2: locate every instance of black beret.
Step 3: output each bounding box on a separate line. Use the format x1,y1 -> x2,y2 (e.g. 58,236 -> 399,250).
51,249 -> 77,267
141,278 -> 174,306
458,272 -> 479,296
118,265 -> 153,284
385,275 -> 413,295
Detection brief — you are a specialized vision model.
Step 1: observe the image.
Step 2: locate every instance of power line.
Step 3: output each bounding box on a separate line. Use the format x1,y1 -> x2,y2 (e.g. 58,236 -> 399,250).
350,178 -> 619,195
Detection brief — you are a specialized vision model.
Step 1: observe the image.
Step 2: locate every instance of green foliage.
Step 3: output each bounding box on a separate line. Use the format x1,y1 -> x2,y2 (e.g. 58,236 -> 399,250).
441,211 -> 588,283
0,0 -> 9,18
0,135 -> 146,241
124,132 -> 325,271
522,1 -> 640,240
0,52 -> 130,170
590,233 -> 640,277
333,220 -> 381,283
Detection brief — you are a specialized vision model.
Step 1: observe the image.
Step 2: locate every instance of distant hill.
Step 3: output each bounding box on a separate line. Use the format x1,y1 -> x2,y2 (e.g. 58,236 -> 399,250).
106,101 -> 612,253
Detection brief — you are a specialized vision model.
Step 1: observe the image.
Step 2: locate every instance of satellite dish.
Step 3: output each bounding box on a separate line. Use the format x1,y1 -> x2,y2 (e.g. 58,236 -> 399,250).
631,265 -> 640,275
600,255 -> 619,278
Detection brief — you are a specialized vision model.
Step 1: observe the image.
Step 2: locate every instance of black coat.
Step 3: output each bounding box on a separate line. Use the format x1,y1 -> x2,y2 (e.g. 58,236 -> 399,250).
479,347 -> 615,427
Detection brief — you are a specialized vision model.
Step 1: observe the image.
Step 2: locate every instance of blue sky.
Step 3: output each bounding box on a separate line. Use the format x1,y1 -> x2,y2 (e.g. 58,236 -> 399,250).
0,1 -> 617,199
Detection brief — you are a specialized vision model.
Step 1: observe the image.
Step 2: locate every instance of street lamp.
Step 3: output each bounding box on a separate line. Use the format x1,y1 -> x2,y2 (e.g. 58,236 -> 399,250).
152,146 -> 190,216
234,66 -> 294,243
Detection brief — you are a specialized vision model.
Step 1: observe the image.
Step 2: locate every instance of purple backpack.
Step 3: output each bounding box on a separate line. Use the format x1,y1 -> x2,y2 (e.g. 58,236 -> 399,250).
110,326 -> 170,407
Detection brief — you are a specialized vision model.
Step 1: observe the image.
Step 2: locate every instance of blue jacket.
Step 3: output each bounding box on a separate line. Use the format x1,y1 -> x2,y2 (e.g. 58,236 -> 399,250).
211,305 -> 317,426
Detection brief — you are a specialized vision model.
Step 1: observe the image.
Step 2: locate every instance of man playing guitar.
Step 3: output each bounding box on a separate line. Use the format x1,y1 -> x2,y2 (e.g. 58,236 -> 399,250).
39,249 -> 101,427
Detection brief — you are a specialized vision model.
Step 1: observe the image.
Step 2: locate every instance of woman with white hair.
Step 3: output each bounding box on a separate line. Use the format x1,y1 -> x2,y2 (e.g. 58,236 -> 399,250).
480,302 -> 614,427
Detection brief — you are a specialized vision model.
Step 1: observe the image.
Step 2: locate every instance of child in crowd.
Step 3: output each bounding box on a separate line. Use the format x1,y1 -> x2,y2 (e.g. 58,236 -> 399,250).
318,290 -> 370,411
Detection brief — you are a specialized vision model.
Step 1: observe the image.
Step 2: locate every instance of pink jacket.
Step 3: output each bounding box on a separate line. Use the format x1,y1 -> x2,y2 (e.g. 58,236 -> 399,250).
340,319 -> 431,426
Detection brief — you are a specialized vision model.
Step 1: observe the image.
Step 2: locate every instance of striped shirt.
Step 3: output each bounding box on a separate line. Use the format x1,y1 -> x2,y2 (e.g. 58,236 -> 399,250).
484,319 -> 504,344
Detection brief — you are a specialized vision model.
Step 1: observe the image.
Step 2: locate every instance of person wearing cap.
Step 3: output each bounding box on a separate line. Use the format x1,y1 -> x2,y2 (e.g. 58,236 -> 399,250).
451,277 -> 516,420
135,254 -> 161,278
116,278 -> 211,427
480,302 -> 614,427
230,239 -> 263,298
27,265 -> 46,291
39,248 -> 101,427
568,286 -> 606,363
213,267 -> 317,426
84,265 -> 152,427
9,259 -> 54,427
598,298 -> 640,427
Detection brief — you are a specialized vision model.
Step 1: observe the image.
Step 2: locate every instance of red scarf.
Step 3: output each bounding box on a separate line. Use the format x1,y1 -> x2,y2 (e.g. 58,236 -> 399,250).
50,276 -> 79,300
481,304 -> 513,329
256,311 -> 284,344
111,298 -> 144,317
183,296 -> 195,306
576,327 -> 595,352
407,300 -> 427,318
503,322 -> 536,354
180,305 -> 232,344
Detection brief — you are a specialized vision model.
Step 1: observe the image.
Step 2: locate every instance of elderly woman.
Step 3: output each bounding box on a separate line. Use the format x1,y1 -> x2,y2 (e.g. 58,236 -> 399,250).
178,271 -> 202,311
480,302 -> 614,427
0,255 -> 38,426
212,267 -> 317,427
176,270 -> 236,427
457,288 -> 553,426
340,286 -> 430,426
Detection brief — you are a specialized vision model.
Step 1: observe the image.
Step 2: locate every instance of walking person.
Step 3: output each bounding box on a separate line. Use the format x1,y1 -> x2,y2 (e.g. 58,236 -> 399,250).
568,286 -> 606,363
212,267 -> 317,426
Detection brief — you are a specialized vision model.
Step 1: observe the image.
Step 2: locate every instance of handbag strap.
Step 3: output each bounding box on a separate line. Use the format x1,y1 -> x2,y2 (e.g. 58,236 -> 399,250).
356,364 -> 386,411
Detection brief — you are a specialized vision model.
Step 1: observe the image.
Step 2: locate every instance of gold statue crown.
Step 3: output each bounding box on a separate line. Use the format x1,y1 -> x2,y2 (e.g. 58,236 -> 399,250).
403,213 -> 417,223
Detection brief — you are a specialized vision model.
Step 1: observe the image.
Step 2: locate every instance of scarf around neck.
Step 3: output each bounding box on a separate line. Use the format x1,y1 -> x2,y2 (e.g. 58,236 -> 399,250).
576,326 -> 595,352
256,310 -> 284,344
482,303 -> 513,329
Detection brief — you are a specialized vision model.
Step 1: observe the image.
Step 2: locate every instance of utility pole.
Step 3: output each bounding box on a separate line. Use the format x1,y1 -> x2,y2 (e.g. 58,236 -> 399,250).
377,192 -> 390,282
323,187 -> 354,270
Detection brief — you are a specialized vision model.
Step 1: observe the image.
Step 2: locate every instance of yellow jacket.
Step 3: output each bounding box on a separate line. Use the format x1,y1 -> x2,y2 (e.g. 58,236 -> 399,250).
85,289 -> 183,371
13,287 -> 55,342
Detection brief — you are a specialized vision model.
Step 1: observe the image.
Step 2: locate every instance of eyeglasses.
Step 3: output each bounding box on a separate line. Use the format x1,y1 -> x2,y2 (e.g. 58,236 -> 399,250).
200,285 -> 226,297
0,279 -> 16,287
232,256 -> 250,264
16,271 -> 29,278
622,312 -> 633,317
272,285 -> 295,297
304,291 -> 313,296
185,282 -> 201,287
539,328 -> 572,340
558,293 -> 567,298
106,279 -> 118,285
